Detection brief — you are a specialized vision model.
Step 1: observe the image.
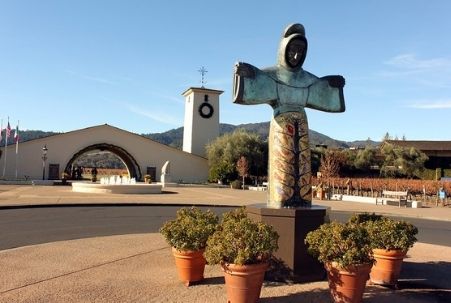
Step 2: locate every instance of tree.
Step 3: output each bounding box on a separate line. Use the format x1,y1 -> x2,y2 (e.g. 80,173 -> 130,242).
236,156 -> 249,189
397,146 -> 428,178
380,142 -> 403,177
206,129 -> 267,182
310,147 -> 324,176
382,132 -> 392,142
339,149 -> 357,176
319,150 -> 342,179
354,146 -> 379,172
318,149 -> 346,200
380,142 -> 428,178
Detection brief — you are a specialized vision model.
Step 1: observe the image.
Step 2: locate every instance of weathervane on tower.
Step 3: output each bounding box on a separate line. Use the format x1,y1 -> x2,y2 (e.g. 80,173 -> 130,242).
198,66 -> 208,88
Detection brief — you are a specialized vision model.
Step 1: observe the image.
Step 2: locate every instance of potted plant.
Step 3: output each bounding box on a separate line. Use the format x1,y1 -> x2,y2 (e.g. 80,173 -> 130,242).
365,217 -> 418,287
205,208 -> 279,303
160,207 -> 219,286
144,174 -> 152,184
61,172 -> 70,185
305,221 -> 374,303
230,179 -> 242,189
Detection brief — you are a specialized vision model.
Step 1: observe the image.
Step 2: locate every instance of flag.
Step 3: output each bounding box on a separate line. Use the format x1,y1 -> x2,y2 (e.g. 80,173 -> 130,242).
14,124 -> 19,154
5,121 -> 11,138
14,125 -> 19,143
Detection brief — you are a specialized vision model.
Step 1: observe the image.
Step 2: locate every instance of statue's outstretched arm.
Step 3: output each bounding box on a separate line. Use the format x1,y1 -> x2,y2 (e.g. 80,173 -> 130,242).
233,62 -> 277,106
305,75 -> 346,113
234,62 -> 256,78
322,75 -> 345,88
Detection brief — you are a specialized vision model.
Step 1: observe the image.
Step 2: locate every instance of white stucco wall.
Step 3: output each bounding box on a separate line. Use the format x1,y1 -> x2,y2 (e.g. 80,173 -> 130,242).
0,124 -> 208,183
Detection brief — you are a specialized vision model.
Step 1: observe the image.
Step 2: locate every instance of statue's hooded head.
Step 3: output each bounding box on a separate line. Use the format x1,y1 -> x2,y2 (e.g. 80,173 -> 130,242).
278,23 -> 308,71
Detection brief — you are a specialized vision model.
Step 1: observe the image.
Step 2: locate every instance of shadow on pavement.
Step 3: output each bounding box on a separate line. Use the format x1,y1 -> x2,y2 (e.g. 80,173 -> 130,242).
201,276 -> 224,286
364,286 -> 451,303
260,288 -> 330,303
161,191 -> 178,195
401,261 -> 451,290
363,261 -> 451,303
259,261 -> 451,303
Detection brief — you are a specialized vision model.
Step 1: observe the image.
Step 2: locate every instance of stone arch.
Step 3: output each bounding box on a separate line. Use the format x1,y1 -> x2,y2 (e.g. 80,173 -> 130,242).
64,143 -> 142,180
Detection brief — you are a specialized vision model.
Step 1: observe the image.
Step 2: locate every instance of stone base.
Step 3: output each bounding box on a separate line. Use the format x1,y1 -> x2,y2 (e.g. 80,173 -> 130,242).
31,180 -> 55,186
246,203 -> 329,283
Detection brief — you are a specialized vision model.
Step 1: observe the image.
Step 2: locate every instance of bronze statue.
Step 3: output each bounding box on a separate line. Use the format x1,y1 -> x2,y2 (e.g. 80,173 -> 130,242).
233,23 -> 345,208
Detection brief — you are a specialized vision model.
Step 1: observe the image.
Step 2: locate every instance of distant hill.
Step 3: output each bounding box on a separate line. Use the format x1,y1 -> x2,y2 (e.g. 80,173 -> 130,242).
0,130 -> 60,146
6,124 -> 379,150
143,122 -> 379,149
348,139 -> 380,148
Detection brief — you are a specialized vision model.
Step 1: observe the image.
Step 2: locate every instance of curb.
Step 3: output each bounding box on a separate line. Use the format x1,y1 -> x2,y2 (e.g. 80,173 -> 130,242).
0,203 -> 238,210
1,203 -> 449,222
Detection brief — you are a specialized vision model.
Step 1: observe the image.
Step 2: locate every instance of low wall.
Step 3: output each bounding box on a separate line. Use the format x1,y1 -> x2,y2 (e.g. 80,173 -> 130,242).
332,194 -> 422,208
341,195 -> 378,204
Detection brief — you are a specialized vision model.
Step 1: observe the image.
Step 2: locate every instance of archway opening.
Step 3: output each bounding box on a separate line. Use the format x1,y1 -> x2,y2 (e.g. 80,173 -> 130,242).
73,150 -> 127,180
64,144 -> 142,181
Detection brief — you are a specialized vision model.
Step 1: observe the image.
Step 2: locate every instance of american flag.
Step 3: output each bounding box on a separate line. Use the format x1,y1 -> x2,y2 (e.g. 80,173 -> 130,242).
5,121 -> 11,138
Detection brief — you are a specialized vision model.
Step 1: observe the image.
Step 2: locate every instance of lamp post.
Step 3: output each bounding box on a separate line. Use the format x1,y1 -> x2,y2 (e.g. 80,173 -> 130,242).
42,145 -> 48,180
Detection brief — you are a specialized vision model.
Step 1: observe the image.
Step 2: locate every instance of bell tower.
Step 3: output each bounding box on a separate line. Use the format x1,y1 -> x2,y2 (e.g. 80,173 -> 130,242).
182,86 -> 223,157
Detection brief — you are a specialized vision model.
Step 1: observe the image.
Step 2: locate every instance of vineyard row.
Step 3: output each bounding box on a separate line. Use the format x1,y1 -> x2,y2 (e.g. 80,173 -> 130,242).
312,177 -> 450,204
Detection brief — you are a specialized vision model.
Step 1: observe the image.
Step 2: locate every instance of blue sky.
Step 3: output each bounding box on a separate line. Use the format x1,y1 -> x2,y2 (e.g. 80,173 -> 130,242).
1,0 -> 451,142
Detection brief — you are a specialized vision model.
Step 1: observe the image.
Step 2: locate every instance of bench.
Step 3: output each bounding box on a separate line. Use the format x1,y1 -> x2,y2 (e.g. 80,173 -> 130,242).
378,190 -> 408,207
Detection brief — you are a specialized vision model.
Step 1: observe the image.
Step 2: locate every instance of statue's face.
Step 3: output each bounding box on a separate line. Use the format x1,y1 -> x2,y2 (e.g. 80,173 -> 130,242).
285,38 -> 306,68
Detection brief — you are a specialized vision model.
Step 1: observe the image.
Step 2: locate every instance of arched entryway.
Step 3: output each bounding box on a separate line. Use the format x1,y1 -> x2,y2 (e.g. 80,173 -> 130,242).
64,143 -> 142,181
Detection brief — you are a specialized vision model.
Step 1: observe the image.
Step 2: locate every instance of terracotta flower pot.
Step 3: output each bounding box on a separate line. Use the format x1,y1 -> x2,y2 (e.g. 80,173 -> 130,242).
325,262 -> 372,303
221,262 -> 268,303
172,247 -> 206,286
370,248 -> 406,286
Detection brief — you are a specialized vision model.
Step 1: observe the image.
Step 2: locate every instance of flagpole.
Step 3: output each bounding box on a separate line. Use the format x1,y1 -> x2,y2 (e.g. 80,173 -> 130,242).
15,120 -> 19,180
2,117 -> 8,178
